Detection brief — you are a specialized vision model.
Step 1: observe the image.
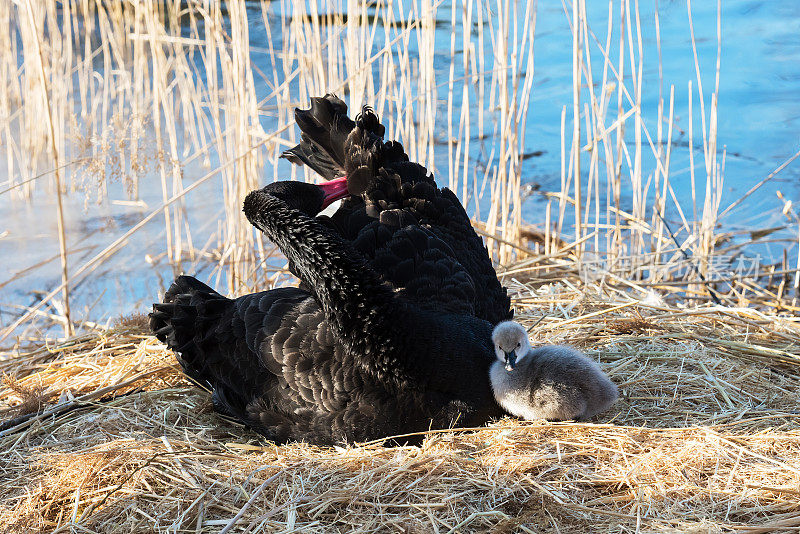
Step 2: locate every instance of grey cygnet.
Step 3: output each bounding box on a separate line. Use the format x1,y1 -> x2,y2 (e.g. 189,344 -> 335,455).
490,321 -> 618,421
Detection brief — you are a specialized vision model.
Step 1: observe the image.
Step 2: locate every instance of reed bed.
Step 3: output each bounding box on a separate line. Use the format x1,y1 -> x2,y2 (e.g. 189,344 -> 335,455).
2,0 -> 797,341
2,276 -> 800,532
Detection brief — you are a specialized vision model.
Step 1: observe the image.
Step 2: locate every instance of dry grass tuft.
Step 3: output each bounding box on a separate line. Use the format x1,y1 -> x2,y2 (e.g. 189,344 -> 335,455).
1,373 -> 55,418
606,315 -> 660,335
111,313 -> 152,334
2,278 -> 799,533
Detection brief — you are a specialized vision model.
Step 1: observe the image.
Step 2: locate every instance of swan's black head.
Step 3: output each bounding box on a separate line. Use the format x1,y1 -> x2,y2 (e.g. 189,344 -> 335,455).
258,178 -> 349,216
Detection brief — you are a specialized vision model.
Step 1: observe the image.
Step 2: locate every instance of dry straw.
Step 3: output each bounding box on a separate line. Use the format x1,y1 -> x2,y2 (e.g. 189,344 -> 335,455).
1,1 -> 800,531
1,276 -> 800,532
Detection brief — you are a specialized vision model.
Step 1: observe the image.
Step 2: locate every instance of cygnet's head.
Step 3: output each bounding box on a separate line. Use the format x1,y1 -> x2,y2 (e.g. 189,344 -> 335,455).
491,321 -> 532,371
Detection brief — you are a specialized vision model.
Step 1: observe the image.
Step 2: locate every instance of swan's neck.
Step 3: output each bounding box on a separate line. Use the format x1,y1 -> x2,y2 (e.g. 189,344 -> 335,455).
244,190 -> 400,366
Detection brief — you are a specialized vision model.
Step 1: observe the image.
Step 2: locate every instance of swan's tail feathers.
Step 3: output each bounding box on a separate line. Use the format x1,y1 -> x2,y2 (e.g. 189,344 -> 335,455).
281,94 -> 389,181
150,275 -> 221,351
149,275 -> 243,411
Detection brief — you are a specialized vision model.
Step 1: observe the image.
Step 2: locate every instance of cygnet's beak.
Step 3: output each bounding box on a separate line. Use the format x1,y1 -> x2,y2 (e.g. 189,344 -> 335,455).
503,350 -> 517,371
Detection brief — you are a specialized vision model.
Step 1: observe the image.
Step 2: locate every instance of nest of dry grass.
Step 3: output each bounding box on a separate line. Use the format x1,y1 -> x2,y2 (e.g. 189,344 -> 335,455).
2,278 -> 800,533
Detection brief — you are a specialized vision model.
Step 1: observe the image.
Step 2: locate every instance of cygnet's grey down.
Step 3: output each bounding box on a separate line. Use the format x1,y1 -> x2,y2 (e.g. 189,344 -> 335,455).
490,321 -> 618,421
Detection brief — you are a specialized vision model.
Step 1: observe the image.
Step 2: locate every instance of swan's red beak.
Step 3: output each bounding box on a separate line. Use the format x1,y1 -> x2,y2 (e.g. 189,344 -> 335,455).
319,177 -> 349,209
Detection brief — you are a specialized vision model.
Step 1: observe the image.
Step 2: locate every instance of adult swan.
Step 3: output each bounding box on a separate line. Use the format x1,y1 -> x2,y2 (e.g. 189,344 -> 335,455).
150,182 -> 503,445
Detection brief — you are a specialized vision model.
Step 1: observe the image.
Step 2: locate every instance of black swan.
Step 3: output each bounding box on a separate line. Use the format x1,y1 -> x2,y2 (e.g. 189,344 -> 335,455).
489,321 -> 619,421
282,95 -> 512,325
150,183 -> 504,445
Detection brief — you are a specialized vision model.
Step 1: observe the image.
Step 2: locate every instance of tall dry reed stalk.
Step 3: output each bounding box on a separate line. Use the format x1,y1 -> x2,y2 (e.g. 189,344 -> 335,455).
21,0 -> 72,338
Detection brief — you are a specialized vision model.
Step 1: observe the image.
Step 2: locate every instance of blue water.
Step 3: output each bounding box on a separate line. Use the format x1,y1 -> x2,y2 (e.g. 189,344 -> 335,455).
525,1 -> 800,222
1,0 -> 798,338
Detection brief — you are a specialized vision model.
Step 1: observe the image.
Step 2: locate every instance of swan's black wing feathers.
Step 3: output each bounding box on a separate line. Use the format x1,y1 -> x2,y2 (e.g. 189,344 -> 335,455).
151,276 -> 357,443
152,277 -> 312,424
419,185 -> 512,324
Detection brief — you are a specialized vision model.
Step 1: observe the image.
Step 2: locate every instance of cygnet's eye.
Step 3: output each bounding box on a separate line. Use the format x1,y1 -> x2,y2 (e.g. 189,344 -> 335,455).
516,342 -> 521,348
